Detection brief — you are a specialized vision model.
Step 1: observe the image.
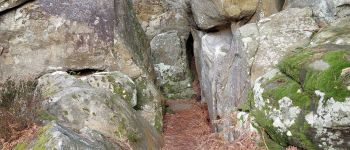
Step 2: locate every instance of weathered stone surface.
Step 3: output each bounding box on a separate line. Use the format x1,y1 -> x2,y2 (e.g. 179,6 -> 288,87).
145,10 -> 191,39
81,72 -> 137,107
251,7 -> 319,81
249,0 -> 285,22
311,17 -> 350,46
245,18 -> 350,148
248,45 -> 350,149
133,76 -> 164,132
0,0 -> 162,130
133,0 -> 191,39
151,31 -> 195,98
115,0 -> 164,128
193,29 -> 237,138
0,0 -> 117,81
190,0 -> 258,30
16,122 -> 122,150
0,0 -> 29,12
115,0 -> 155,79
36,71 -> 162,150
284,0 -> 350,24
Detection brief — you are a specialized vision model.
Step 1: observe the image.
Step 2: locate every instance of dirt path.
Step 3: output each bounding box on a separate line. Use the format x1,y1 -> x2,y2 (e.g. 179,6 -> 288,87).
162,99 -> 212,150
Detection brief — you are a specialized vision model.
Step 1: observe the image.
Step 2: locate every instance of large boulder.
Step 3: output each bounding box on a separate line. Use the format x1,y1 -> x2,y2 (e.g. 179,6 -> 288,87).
132,0 -> 195,99
0,0 -> 117,81
192,7 -> 319,141
15,122 -> 123,150
245,18 -> 350,149
151,31 -> 195,99
0,0 -> 162,129
190,0 -> 258,30
192,29 -> 238,139
36,71 -> 163,150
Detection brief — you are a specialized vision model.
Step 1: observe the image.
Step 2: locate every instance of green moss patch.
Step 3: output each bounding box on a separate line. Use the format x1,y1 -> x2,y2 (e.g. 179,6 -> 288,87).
304,50 -> 350,101
262,75 -> 311,109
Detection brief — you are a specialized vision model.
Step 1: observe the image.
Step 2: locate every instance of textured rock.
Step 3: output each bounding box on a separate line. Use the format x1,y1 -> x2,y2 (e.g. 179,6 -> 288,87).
249,0 -> 285,22
0,0 -> 29,12
132,0 -> 191,39
251,7 -> 319,81
81,72 -> 137,107
16,122 -> 122,150
115,0 -> 155,79
0,0 -> 162,130
115,0 -> 163,128
193,29 -> 237,139
246,20 -> 350,148
311,17 -> 350,46
190,0 -> 258,30
0,0 -> 117,81
151,31 -> 195,98
36,71 -> 162,150
284,0 -> 350,24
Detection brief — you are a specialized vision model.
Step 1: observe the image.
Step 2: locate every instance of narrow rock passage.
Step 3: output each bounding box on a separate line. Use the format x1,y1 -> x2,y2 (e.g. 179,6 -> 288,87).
162,99 -> 211,150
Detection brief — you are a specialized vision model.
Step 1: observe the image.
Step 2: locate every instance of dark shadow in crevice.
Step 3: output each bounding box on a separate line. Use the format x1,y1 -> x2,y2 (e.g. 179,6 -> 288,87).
66,69 -> 104,76
185,32 -> 201,100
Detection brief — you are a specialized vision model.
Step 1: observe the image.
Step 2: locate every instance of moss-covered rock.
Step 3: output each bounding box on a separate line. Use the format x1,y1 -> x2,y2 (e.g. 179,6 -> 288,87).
35,71 -> 163,150
134,76 -> 164,132
248,45 -> 350,149
151,31 -> 195,99
81,71 -> 137,107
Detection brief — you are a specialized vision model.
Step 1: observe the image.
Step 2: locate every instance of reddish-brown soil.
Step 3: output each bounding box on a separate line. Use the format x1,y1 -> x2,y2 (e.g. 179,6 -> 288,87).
162,99 -> 212,150
162,99 -> 265,150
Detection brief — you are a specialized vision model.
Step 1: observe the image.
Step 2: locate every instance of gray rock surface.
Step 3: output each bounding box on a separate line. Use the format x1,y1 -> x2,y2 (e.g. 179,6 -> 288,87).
0,0 -> 163,130
151,31 -> 195,98
0,0 -> 29,12
36,71 -> 162,150
81,72 -> 137,107
20,122 -> 122,150
0,0 -> 117,81
190,0 -> 258,30
251,7 -> 319,81
284,0 -> 350,24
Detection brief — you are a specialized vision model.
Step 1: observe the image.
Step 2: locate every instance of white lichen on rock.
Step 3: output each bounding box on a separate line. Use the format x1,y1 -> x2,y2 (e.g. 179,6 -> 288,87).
269,97 -> 301,133
253,69 -> 280,110
305,90 -> 350,148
